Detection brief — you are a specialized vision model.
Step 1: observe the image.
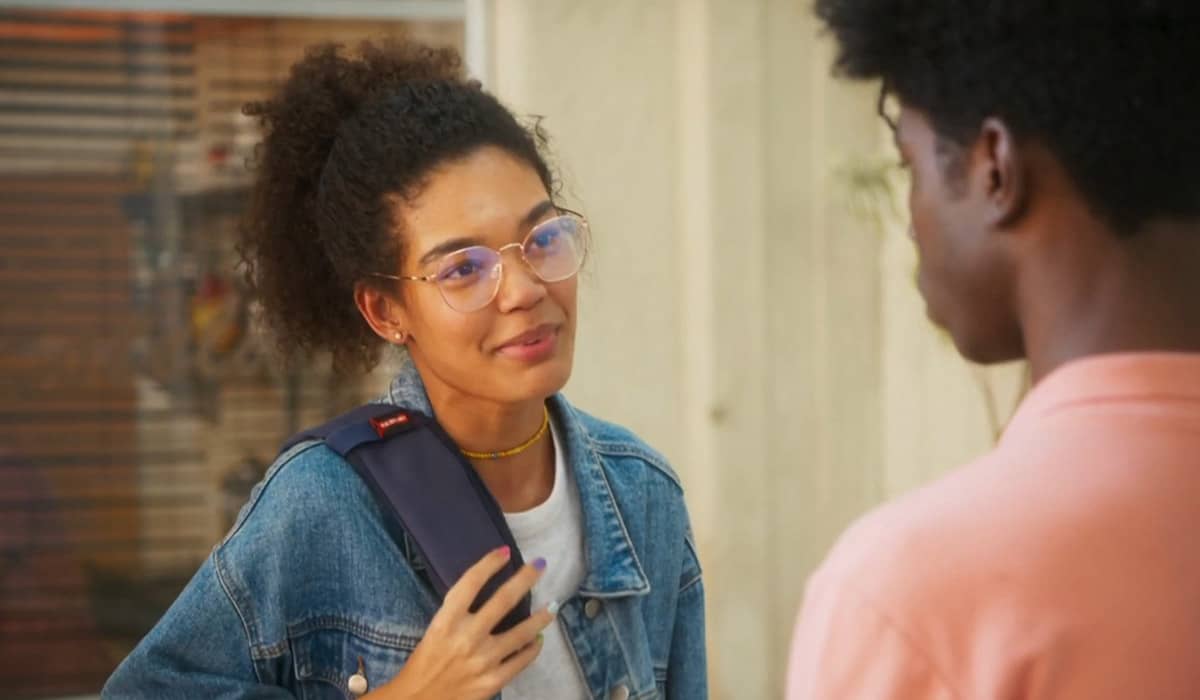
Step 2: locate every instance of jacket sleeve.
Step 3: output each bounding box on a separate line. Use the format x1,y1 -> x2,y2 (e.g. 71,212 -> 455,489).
101,553 -> 293,700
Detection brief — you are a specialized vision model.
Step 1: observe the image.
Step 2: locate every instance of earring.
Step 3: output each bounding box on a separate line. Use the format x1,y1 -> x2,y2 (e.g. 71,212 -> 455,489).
393,331 -> 406,343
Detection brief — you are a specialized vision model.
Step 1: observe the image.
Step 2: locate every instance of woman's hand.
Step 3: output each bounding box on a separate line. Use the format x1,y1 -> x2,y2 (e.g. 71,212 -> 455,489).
368,546 -> 557,700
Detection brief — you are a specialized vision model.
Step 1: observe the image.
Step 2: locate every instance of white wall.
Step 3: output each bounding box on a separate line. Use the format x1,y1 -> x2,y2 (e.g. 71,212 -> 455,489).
485,1 -> 1027,697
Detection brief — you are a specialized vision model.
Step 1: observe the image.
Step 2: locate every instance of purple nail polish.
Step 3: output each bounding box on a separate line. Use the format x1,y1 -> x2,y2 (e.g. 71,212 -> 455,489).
532,557 -> 547,571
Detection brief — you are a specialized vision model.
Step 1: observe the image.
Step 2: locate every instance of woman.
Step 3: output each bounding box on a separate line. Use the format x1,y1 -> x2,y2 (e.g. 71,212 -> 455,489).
102,40 -> 705,700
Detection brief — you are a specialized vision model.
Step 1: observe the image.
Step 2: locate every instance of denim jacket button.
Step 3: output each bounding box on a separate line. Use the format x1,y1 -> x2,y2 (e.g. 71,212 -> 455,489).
609,685 -> 629,700
348,656 -> 368,696
584,598 -> 602,619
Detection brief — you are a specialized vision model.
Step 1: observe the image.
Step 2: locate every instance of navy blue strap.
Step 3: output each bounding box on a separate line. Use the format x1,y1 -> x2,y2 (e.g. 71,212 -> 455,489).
281,403 -> 400,454
280,403 -> 530,633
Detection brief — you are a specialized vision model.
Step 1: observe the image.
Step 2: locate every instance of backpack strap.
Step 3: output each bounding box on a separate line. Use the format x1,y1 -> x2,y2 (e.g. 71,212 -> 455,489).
281,403 -> 530,633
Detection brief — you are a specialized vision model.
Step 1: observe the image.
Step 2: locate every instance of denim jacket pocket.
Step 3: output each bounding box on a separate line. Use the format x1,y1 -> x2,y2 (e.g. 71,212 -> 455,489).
290,620 -> 419,700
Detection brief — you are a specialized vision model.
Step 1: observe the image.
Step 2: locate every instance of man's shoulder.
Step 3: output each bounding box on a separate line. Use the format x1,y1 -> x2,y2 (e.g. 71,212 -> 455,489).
814,453 -> 1017,610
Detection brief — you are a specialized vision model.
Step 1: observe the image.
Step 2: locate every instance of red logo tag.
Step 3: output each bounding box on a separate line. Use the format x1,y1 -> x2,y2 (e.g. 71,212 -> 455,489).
370,411 -> 411,438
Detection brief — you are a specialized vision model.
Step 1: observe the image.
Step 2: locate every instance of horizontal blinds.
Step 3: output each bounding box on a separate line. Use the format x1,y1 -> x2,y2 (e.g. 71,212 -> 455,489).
0,9 -> 460,698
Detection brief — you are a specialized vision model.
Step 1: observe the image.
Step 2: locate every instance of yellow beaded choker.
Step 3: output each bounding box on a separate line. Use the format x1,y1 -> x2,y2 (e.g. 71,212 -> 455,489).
460,406 -> 550,460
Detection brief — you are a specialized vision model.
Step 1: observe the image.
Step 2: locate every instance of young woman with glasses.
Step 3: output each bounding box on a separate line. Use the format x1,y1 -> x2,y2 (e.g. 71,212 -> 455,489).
102,41 -> 706,700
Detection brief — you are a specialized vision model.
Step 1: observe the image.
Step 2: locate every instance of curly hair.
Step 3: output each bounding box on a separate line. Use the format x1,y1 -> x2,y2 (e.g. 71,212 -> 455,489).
815,0 -> 1200,234
239,40 -> 555,373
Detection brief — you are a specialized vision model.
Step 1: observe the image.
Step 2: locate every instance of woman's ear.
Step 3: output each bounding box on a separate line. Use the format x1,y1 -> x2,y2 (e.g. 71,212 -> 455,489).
354,281 -> 409,343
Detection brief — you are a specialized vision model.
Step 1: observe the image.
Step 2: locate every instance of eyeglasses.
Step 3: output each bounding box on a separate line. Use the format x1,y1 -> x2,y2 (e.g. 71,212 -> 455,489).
372,210 -> 588,313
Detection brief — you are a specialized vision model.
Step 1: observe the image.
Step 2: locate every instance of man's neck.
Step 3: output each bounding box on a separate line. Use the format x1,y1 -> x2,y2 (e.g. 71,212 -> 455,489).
1021,218 -> 1200,382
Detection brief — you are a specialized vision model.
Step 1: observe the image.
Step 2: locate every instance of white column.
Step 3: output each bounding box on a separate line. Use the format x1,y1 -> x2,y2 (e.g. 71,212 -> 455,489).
760,4 -> 892,694
489,3 -> 778,696
675,0 -> 774,696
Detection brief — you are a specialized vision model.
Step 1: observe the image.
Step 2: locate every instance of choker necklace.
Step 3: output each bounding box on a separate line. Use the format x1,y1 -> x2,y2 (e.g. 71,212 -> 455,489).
460,406 -> 550,460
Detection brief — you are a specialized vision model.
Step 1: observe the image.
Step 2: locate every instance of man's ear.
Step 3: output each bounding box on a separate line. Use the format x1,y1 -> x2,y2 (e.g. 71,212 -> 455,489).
977,117 -> 1028,228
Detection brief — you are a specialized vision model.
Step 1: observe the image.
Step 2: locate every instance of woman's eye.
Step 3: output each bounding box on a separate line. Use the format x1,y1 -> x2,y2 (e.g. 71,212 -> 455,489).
531,229 -> 560,249
442,261 -> 481,280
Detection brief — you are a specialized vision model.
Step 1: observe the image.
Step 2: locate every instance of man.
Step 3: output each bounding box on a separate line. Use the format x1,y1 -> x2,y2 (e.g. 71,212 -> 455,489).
789,2 -> 1200,697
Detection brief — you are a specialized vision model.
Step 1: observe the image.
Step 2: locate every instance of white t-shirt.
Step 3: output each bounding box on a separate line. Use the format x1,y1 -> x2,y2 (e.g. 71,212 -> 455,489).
501,418 -> 589,700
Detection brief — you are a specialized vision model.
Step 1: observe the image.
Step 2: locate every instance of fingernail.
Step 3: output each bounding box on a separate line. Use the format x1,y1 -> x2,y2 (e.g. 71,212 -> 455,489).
496,546 -> 511,559
546,600 -> 561,616
536,633 -> 544,644
532,557 -> 547,571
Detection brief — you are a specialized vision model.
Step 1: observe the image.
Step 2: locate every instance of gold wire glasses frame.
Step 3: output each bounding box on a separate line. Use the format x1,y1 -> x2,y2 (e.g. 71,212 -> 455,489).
370,208 -> 589,313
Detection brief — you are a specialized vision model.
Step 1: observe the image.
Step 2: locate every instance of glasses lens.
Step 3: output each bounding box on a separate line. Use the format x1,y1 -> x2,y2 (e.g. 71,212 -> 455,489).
523,215 -> 586,282
434,247 -> 501,312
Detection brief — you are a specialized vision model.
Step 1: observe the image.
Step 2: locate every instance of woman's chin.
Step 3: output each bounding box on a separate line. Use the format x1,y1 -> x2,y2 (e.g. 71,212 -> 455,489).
505,356 -> 573,403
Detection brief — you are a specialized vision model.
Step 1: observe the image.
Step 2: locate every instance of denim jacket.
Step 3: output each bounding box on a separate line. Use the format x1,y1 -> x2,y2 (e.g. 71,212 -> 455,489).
103,362 -> 707,700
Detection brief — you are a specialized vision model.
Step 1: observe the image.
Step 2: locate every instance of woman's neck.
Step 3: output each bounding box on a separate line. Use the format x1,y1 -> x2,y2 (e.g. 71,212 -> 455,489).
424,386 -> 556,513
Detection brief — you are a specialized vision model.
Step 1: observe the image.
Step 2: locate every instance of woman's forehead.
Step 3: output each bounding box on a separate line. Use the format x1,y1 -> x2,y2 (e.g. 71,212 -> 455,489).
401,148 -> 549,240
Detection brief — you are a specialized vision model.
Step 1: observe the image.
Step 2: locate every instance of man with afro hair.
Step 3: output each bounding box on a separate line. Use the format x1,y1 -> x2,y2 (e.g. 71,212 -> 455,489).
789,2 -> 1200,697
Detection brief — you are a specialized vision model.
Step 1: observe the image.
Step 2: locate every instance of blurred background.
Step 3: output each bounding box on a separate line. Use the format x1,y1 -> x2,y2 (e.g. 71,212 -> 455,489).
0,1 -> 1027,698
